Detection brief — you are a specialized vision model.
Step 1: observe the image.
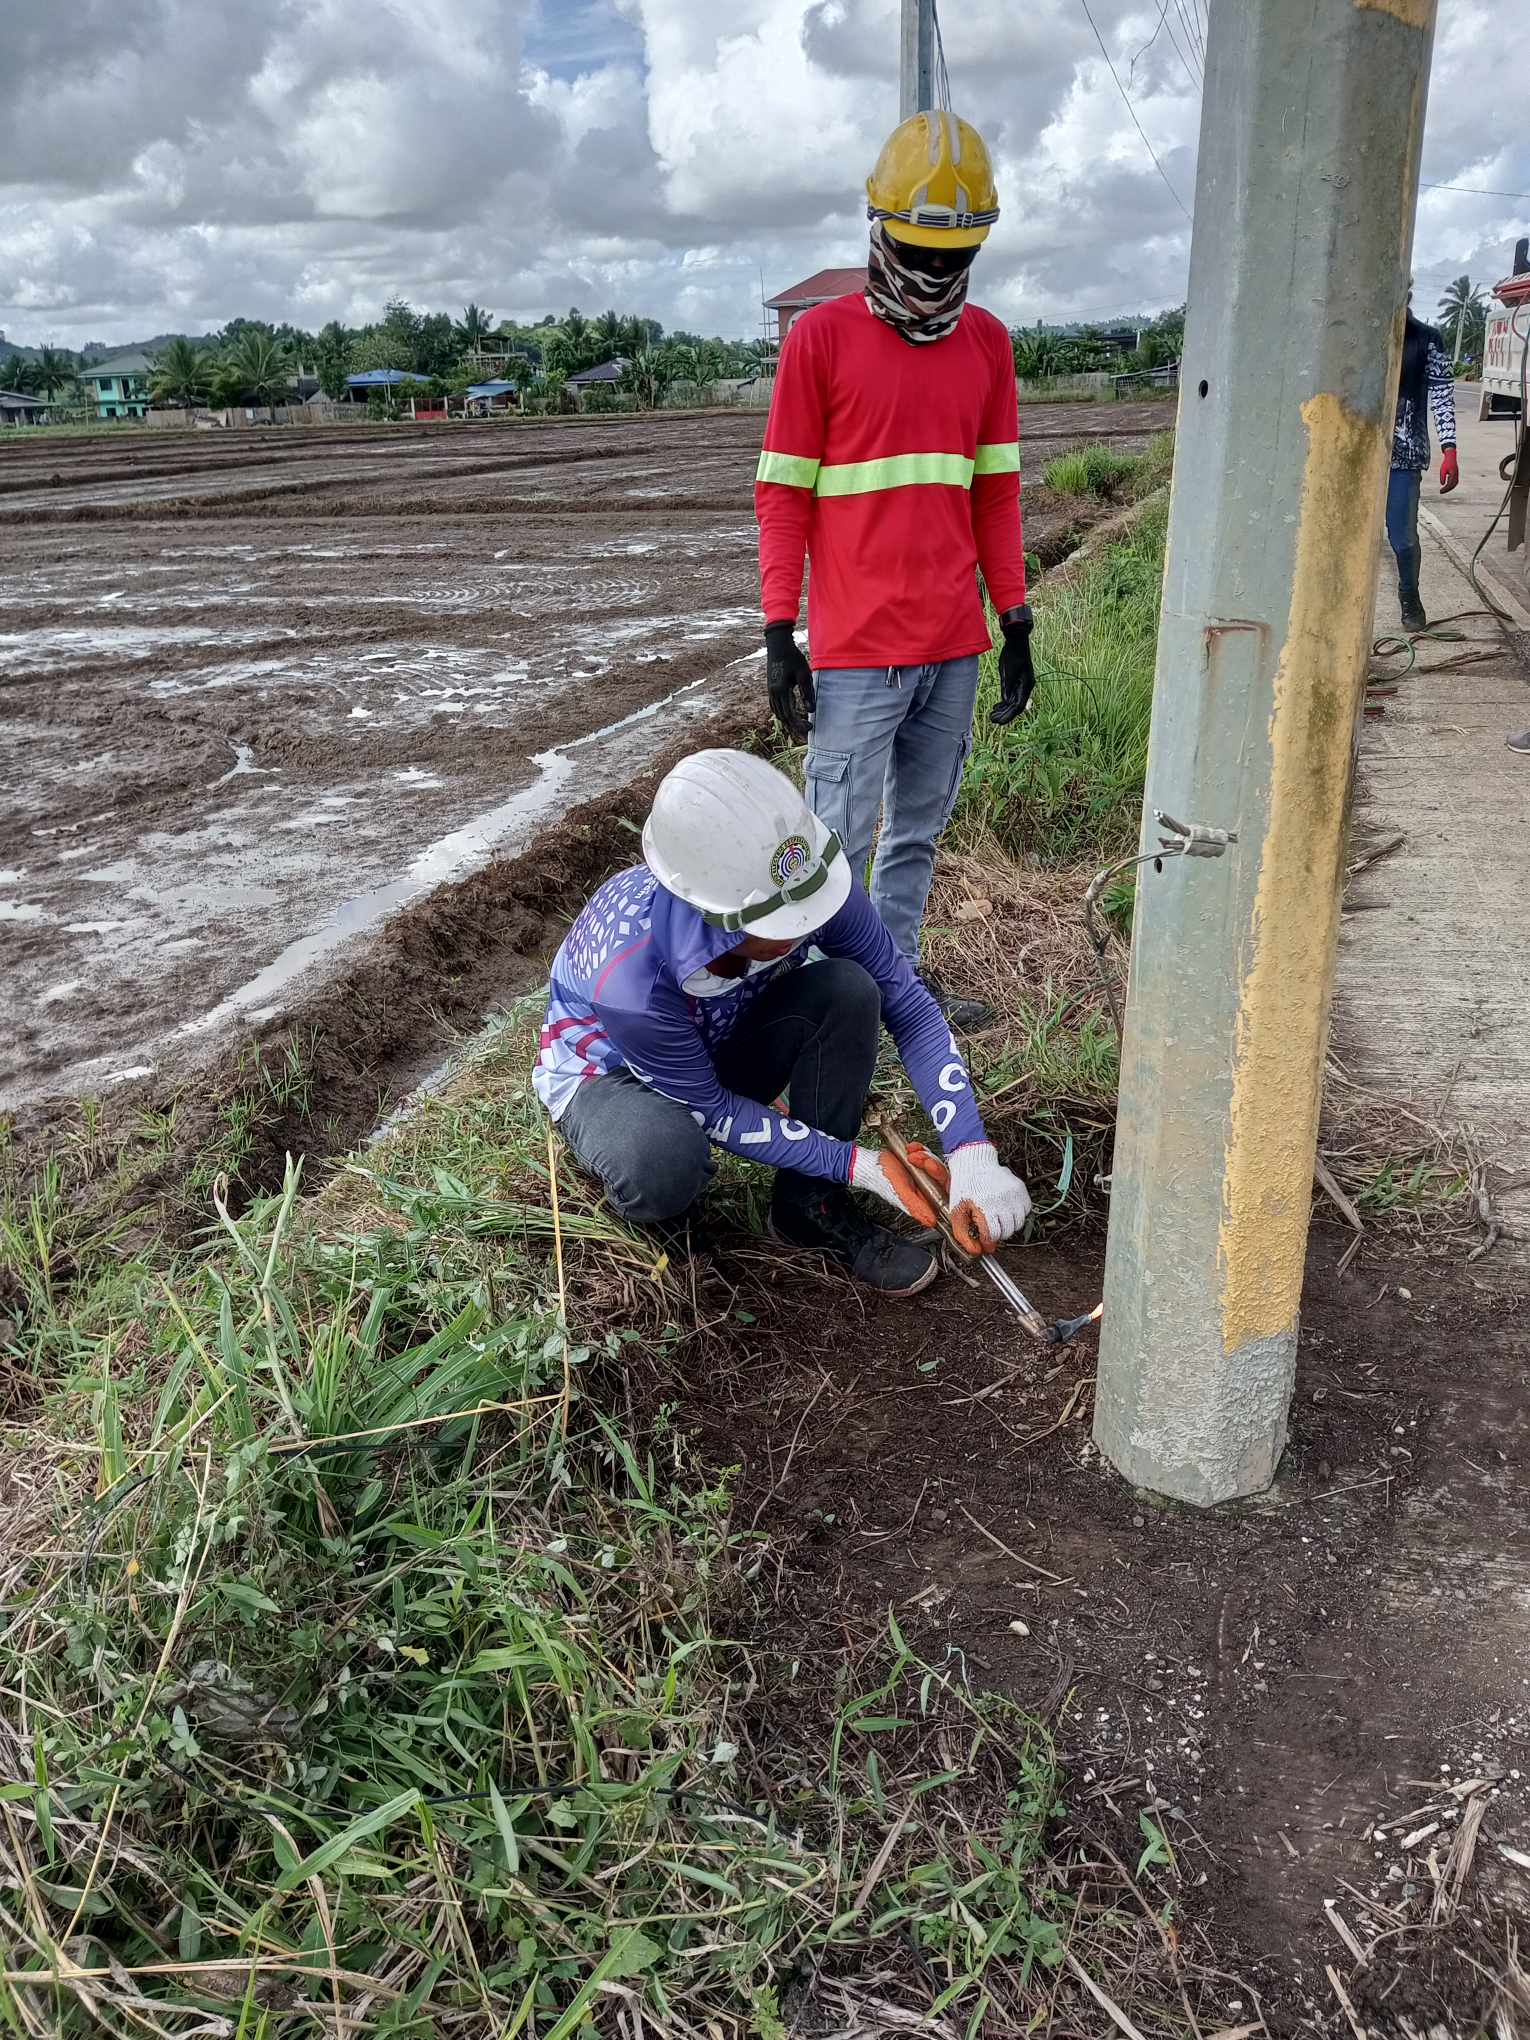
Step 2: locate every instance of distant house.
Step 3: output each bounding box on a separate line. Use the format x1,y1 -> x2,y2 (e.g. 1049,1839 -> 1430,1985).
764,268 -> 869,347
566,358 -> 626,389
0,389 -> 50,427
343,369 -> 433,404
465,379 -> 520,415
79,350 -> 154,420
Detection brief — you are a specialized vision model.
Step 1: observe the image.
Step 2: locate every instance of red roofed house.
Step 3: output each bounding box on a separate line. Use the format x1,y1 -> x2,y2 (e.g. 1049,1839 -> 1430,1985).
765,267 -> 870,347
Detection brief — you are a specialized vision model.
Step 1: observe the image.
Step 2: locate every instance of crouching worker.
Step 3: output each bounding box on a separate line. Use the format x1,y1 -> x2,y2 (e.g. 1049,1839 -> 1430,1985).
532,749 -> 1030,1297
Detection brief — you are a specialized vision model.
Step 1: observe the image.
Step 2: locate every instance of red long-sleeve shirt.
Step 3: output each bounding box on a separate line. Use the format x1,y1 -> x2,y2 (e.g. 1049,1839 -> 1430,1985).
754,293 -> 1026,670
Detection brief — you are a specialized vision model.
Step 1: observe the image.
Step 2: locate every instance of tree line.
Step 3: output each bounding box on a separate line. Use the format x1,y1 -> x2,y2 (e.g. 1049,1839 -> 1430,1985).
0,299 -> 767,414
1010,305 -> 1186,382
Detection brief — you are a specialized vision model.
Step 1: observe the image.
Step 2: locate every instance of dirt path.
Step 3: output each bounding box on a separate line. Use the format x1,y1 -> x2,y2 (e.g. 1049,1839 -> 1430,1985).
677,1225 -> 1529,2033
1,404 -> 1164,1137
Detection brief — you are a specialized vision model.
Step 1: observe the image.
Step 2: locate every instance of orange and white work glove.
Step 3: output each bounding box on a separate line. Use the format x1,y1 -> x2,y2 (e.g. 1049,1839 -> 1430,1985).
851,1143 -> 947,1228
937,1142 -> 1033,1255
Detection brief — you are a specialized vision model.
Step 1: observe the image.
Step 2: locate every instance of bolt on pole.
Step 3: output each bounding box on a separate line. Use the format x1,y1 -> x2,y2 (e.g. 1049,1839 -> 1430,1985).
899,0 -> 934,118
1093,0 -> 1438,1505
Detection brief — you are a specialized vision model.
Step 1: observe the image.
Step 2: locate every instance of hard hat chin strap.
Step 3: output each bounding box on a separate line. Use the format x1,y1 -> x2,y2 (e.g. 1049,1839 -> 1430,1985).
703,834 -> 844,933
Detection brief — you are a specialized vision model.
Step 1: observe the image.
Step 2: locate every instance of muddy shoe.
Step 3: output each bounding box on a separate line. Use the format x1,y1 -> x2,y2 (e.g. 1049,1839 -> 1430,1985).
769,1187 -> 937,1297
1399,592 -> 1427,634
918,969 -> 996,1034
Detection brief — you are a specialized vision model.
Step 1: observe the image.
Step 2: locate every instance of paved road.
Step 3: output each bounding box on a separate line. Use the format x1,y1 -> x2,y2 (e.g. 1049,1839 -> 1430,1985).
1336,386 -> 1530,1256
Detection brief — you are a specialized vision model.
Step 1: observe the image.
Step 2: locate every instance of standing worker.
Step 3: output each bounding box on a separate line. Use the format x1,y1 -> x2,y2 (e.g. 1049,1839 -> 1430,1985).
755,111 -> 1034,1032
534,750 -> 1031,1298
1387,290 -> 1459,633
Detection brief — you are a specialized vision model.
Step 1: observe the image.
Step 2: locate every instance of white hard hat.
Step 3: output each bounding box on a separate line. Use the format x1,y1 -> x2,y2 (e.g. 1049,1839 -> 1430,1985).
642,750 -> 851,940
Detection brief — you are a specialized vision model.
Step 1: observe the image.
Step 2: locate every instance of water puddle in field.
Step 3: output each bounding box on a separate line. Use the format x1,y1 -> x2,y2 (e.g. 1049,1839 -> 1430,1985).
0,901 -> 46,922
207,741 -> 275,790
174,665 -> 731,1038
0,623 -> 275,672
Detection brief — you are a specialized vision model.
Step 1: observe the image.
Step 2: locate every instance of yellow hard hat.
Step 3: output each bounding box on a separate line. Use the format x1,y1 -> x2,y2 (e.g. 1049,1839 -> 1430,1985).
866,111 -> 999,249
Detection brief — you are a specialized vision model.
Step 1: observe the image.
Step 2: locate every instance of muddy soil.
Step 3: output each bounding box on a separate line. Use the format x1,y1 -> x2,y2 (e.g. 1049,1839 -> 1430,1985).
677,1226 -> 1530,2034
1,405 -> 1163,1131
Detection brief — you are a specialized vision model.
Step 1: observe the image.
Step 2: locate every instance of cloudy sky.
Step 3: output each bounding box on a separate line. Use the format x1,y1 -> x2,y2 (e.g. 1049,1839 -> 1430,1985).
2,0 -> 1527,351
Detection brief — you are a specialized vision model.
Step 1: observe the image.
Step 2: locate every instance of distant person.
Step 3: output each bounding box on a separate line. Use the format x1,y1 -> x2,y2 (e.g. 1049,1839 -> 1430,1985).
534,750 -> 1031,1298
754,111 -> 1034,1032
1388,290 -> 1459,633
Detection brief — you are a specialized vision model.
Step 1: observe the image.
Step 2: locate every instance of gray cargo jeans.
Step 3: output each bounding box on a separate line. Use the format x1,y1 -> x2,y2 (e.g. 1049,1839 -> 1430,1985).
805,655 -> 981,961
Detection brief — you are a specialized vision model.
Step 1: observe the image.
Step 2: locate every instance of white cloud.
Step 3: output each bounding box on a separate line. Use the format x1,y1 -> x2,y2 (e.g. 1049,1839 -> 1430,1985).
0,0 -> 1525,350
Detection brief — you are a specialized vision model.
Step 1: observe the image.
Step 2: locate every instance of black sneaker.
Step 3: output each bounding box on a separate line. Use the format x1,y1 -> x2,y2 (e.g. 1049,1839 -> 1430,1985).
917,969 -> 996,1033
1400,594 -> 1427,634
769,1186 -> 938,1297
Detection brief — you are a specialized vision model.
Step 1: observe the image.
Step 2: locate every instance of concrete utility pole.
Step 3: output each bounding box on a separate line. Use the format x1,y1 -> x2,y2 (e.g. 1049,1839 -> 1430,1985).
899,0 -> 934,118
1093,0 -> 1438,1505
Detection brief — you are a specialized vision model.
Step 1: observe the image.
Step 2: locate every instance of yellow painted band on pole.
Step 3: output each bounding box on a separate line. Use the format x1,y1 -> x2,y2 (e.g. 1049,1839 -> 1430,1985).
755,450 -> 820,488
814,451 -> 975,496
1218,391 -> 1392,1353
1354,0 -> 1433,29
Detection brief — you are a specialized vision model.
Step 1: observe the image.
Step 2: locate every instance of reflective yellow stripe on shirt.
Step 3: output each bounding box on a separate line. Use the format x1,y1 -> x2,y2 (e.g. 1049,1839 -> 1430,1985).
758,444 -> 1018,496
973,440 -> 1020,475
756,450 -> 820,488
814,451 -> 974,497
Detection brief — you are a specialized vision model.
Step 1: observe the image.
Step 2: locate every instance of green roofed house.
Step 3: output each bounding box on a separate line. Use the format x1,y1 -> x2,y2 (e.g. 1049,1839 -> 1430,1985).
79,350 -> 154,420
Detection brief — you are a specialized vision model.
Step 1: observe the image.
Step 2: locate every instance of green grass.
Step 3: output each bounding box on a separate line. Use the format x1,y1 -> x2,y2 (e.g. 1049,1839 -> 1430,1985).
1040,432 -> 1174,503
955,496 -> 1167,867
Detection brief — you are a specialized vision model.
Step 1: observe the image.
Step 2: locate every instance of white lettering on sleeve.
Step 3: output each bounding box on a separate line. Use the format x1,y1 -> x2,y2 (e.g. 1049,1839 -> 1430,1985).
780,1119 -> 811,1141
739,1115 -> 773,1146
938,1060 -> 968,1094
932,1099 -> 957,1133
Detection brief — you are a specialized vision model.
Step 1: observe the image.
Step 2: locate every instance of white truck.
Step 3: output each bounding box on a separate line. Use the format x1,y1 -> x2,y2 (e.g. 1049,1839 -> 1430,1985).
1480,240 -> 1529,563
1480,236 -> 1529,421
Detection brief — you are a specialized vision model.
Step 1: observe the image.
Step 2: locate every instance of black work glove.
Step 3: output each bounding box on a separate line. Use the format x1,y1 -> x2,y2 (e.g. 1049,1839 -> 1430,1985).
990,604 -> 1036,727
764,621 -> 815,742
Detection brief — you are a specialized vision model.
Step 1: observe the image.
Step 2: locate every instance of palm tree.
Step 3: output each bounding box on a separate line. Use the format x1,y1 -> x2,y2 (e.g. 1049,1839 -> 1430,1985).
593,308 -> 623,354
618,348 -> 676,411
222,329 -> 293,420
1011,328 -> 1069,382
563,308 -> 591,352
1438,275 -> 1486,365
617,315 -> 647,357
455,302 -> 495,351
35,346 -> 76,398
151,337 -> 210,410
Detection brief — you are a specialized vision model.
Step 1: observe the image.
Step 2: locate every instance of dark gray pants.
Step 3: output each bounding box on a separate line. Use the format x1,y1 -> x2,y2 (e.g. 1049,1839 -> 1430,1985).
556,957 -> 882,1223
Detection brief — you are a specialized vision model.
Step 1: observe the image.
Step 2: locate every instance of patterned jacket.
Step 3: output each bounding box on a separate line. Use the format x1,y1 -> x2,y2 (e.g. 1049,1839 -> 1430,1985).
1392,317 -> 1456,473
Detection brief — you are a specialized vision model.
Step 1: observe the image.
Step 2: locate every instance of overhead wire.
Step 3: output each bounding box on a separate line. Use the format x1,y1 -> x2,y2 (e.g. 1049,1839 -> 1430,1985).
1075,0 -> 1193,221
1419,181 -> 1530,200
1128,0 -> 1200,96
1169,0 -> 1205,81
929,0 -> 953,111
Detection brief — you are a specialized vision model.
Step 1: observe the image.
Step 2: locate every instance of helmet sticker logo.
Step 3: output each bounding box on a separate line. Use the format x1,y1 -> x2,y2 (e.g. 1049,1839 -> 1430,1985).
770,835 -> 812,888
